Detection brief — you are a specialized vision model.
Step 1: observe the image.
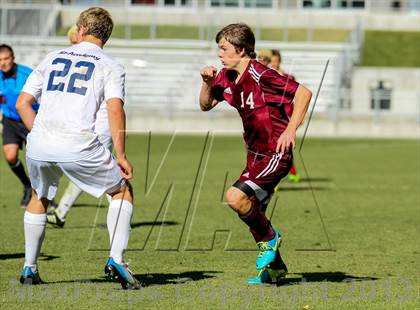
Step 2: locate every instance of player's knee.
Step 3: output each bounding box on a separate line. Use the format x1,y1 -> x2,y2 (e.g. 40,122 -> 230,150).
109,181 -> 134,203
225,187 -> 248,213
125,181 -> 133,198
6,157 -> 18,165
26,191 -> 48,213
4,151 -> 18,165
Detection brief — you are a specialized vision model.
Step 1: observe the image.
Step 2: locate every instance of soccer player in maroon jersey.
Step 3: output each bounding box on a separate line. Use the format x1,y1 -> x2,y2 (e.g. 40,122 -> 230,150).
199,23 -> 312,284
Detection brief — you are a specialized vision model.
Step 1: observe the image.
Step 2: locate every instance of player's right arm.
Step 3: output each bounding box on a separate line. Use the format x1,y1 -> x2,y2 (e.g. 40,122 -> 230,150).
16,59 -> 45,130
16,92 -> 36,130
199,66 -> 219,111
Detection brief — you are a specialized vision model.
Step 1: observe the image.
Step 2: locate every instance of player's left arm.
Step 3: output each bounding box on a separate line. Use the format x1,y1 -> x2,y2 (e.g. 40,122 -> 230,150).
276,84 -> 312,155
16,92 -> 37,130
104,62 -> 133,180
107,97 -> 132,180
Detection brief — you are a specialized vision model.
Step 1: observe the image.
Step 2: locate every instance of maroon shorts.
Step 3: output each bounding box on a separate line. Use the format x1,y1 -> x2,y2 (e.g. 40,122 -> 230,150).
236,150 -> 293,205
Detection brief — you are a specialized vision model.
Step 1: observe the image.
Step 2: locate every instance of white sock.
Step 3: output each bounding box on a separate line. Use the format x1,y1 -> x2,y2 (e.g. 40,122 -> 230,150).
24,211 -> 47,272
107,199 -> 133,264
56,182 -> 82,220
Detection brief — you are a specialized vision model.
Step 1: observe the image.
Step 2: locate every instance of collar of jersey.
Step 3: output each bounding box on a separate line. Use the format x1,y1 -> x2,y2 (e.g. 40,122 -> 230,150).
235,59 -> 253,85
76,41 -> 102,50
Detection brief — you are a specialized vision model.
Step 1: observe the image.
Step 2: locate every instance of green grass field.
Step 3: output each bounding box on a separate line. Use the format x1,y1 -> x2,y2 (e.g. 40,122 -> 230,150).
0,135 -> 419,309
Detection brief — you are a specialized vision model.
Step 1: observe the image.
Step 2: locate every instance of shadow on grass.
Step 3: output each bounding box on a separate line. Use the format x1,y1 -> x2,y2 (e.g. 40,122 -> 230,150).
298,177 -> 332,182
71,203 -> 106,208
134,271 -> 219,286
276,186 -> 330,191
131,221 -> 178,229
94,221 -> 179,230
0,253 -> 59,261
276,272 -> 378,286
54,221 -> 179,230
48,271 -> 219,286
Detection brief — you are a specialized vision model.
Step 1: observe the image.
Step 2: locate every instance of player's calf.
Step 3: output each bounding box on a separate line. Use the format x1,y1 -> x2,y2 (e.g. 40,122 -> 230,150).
20,194 -> 49,285
226,182 -> 279,270
105,181 -> 139,288
225,184 -> 274,241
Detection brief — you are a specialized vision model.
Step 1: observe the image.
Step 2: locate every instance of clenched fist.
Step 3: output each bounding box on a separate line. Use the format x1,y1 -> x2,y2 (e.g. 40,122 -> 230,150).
200,66 -> 218,85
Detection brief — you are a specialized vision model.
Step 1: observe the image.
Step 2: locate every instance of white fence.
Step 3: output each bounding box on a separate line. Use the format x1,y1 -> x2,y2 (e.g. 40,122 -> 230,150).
2,36 -> 357,117
1,36 -> 418,137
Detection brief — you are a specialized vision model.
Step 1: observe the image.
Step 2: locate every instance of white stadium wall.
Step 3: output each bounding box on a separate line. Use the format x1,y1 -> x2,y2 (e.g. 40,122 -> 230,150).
351,67 -> 420,116
59,7 -> 420,31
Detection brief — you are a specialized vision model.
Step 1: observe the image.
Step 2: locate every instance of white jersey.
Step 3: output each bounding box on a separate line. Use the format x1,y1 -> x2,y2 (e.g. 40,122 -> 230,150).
23,41 -> 124,162
95,101 -> 111,139
94,101 -> 112,150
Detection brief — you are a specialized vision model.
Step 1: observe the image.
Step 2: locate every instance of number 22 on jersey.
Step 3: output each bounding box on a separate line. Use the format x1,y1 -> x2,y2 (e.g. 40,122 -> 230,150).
47,57 -> 95,96
240,92 -> 254,109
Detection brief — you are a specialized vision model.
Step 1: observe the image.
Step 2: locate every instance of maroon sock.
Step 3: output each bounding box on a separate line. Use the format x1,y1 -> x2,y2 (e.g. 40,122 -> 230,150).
239,204 -> 274,242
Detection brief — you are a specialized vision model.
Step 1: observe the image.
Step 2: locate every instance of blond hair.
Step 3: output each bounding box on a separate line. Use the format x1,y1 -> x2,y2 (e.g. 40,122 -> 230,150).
258,49 -> 272,64
76,7 -> 113,44
67,25 -> 79,45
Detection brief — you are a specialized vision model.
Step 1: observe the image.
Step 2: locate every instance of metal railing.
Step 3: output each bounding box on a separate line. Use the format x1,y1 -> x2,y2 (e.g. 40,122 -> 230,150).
1,0 -> 418,11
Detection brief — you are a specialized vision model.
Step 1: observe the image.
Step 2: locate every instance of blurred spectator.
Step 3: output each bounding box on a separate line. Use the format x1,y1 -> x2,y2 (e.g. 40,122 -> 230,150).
257,49 -> 272,67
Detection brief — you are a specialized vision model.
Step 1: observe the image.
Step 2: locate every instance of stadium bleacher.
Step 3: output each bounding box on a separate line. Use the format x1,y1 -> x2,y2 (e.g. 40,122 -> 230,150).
5,36 -> 357,114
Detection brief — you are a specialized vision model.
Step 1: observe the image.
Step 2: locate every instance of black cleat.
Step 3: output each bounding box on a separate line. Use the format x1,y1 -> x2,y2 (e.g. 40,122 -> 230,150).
46,210 -> 65,228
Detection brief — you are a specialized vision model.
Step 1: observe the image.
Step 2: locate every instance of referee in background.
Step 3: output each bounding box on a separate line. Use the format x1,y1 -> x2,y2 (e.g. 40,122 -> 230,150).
0,44 -> 38,208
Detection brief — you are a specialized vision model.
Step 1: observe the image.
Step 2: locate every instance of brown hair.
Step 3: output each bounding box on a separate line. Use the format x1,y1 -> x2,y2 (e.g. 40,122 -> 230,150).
216,23 -> 256,59
76,7 -> 113,44
271,49 -> 282,62
0,44 -> 14,57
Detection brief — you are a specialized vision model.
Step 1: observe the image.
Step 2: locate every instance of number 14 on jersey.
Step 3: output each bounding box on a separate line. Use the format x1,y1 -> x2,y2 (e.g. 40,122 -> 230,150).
240,92 -> 254,109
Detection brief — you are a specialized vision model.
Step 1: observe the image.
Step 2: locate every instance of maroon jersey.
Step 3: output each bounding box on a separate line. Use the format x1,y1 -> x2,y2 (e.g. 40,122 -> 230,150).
276,70 -> 296,118
211,60 -> 299,153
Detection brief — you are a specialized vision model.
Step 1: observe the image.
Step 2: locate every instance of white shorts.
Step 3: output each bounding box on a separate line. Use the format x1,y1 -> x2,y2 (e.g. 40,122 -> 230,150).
27,146 -> 124,200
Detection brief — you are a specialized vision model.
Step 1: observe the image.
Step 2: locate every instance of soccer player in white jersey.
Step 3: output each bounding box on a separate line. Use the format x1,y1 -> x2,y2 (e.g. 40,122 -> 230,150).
15,7 -> 140,289
47,25 -> 113,228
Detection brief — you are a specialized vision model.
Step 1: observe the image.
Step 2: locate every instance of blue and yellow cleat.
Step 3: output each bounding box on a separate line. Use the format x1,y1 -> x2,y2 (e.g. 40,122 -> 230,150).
19,266 -> 43,285
246,267 -> 287,284
255,230 -> 280,270
104,257 -> 141,290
